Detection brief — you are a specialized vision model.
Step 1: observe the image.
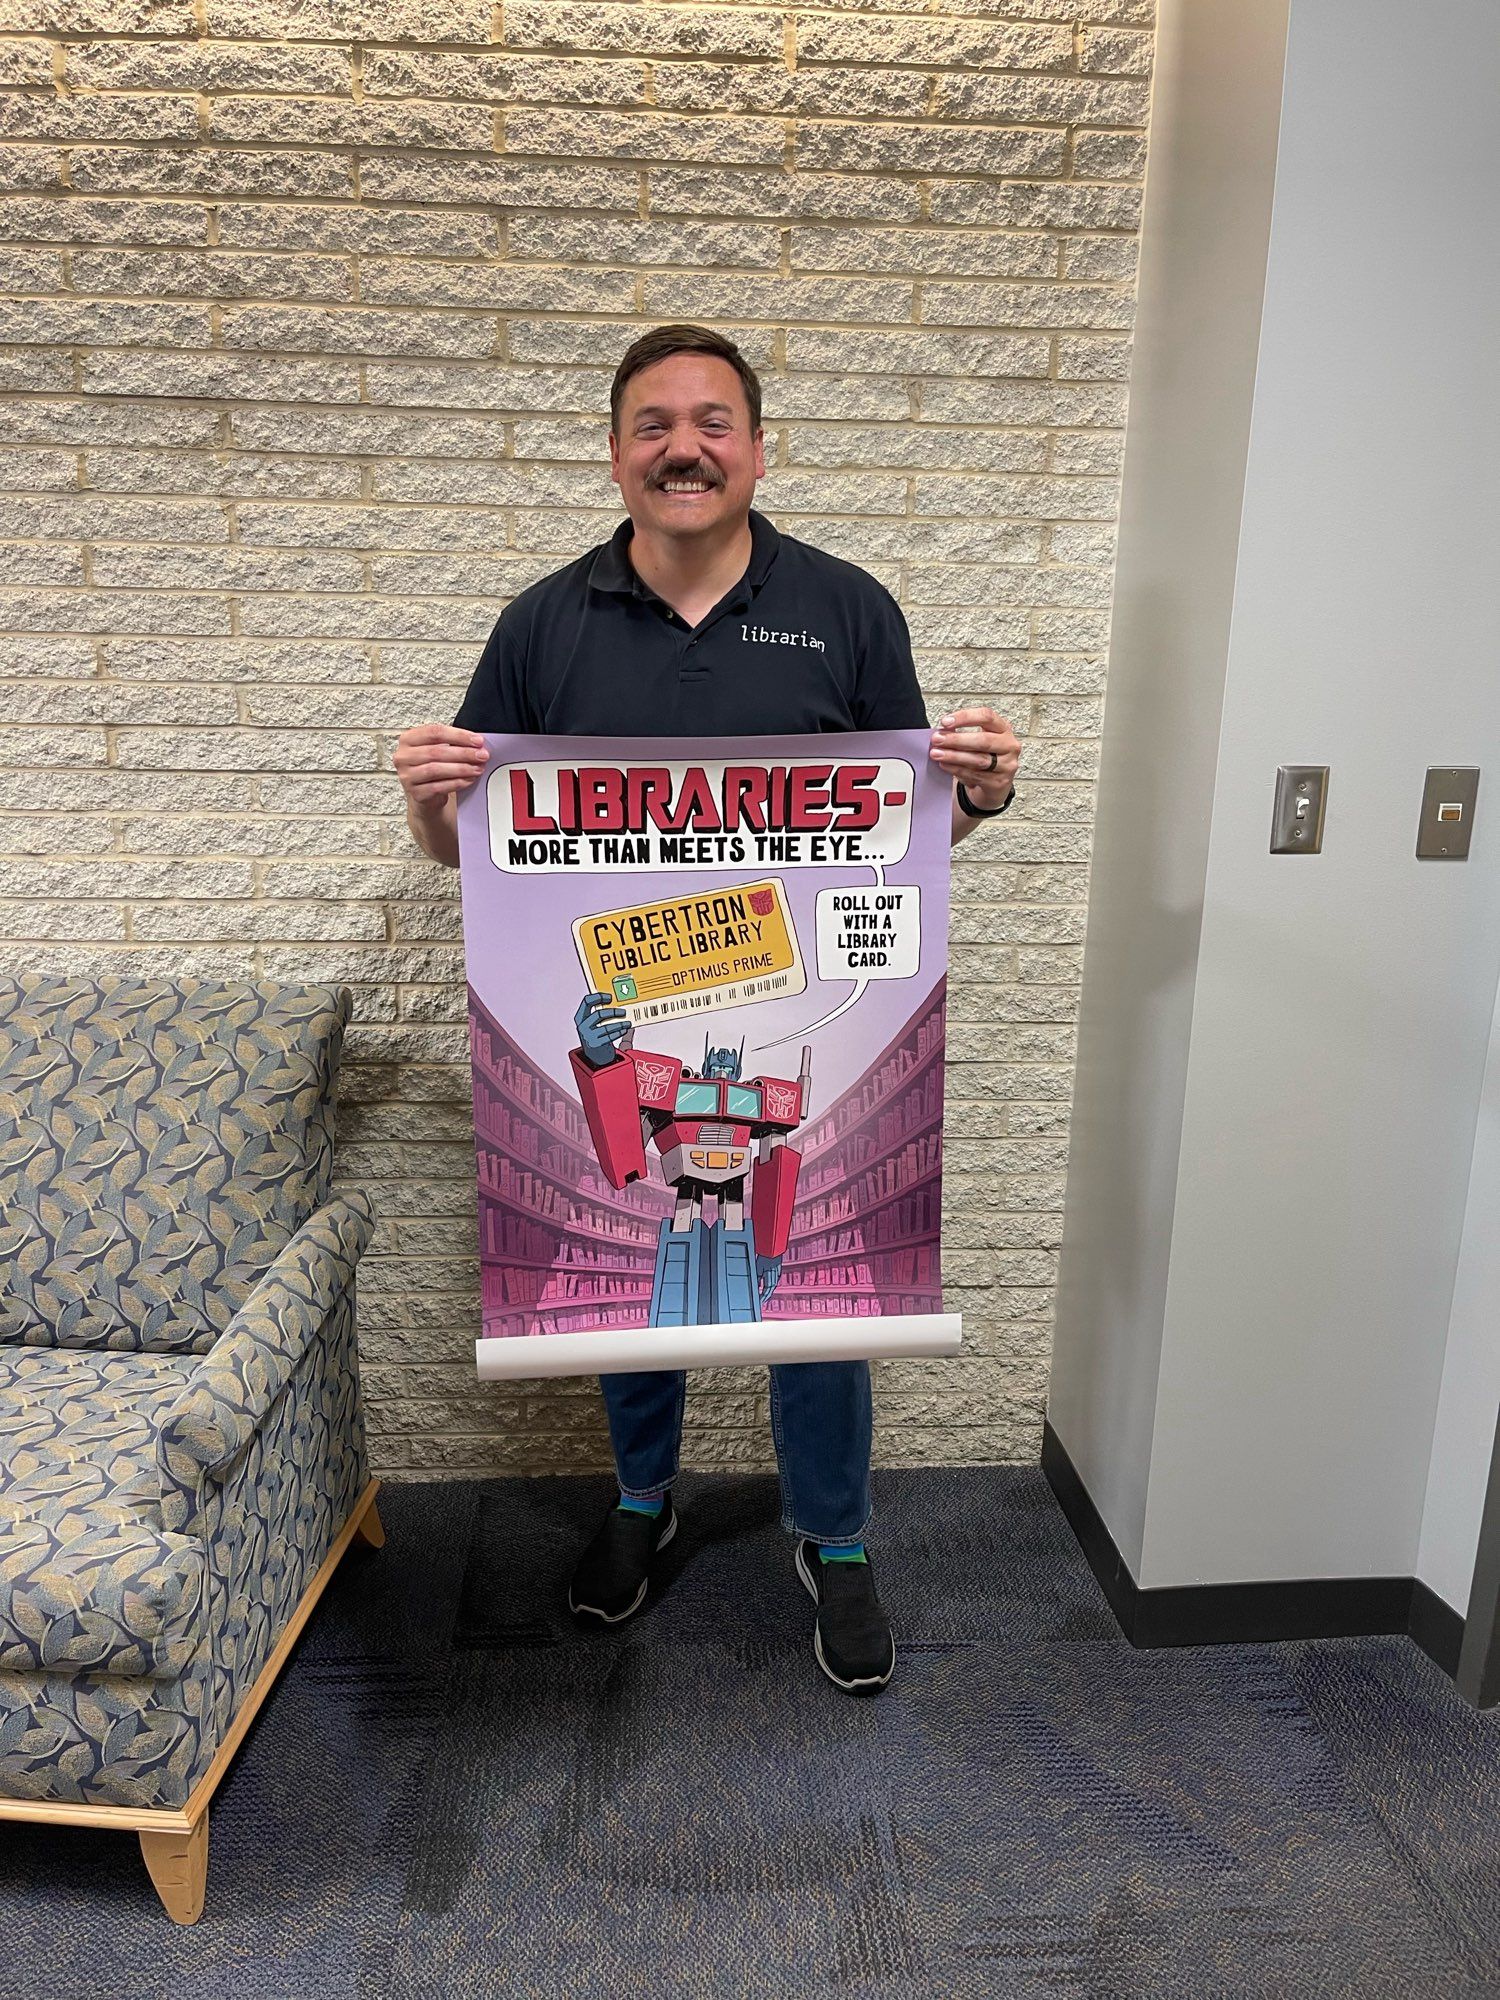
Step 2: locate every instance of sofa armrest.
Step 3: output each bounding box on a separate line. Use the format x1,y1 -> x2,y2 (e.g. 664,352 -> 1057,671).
157,1193 -> 375,1514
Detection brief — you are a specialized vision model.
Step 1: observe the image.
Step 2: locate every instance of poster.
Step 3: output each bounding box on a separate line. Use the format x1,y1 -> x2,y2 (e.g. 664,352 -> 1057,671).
458,731 -> 962,1380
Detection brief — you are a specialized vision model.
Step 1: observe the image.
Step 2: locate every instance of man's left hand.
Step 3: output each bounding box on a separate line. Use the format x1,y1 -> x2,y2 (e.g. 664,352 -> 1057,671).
929,705 -> 1021,809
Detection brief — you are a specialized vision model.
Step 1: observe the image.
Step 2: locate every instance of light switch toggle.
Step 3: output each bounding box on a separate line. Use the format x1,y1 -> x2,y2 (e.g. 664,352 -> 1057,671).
1271,765 -> 1329,853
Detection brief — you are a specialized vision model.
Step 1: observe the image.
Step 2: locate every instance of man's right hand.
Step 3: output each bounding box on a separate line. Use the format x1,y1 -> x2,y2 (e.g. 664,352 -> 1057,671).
394,724 -> 488,866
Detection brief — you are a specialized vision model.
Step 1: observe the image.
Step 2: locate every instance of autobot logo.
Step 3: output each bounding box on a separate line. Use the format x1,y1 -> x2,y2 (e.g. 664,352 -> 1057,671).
764,1081 -> 800,1120
748,887 -> 775,917
632,1057 -> 677,1104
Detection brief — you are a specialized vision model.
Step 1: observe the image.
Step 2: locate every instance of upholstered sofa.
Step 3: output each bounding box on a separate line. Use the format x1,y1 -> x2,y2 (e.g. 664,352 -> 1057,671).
0,978 -> 379,1922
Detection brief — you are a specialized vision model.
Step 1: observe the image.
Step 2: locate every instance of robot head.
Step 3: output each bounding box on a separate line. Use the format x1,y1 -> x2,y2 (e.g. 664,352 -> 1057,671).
701,1035 -> 744,1081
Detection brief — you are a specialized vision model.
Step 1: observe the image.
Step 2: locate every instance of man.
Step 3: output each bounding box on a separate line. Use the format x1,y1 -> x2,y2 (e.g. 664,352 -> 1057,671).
395,324 -> 1021,1696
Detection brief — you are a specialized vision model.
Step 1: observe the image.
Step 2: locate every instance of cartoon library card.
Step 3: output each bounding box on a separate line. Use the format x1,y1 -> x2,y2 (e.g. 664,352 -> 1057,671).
458,733 -> 962,1379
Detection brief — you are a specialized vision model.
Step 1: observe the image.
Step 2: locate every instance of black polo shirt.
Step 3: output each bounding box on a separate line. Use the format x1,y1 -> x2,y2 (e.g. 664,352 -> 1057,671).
453,508 -> 928,739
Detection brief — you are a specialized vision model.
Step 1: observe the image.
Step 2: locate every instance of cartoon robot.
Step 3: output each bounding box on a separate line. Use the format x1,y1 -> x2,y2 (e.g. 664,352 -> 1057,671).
571,992 -> 812,1328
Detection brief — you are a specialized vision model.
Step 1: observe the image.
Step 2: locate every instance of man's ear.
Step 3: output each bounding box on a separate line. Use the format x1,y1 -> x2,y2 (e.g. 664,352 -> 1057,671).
607,429 -> 621,486
753,426 -> 766,479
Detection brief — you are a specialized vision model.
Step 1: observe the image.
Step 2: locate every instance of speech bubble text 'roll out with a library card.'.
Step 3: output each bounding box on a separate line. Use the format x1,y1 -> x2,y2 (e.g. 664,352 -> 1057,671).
572,877 -> 806,1027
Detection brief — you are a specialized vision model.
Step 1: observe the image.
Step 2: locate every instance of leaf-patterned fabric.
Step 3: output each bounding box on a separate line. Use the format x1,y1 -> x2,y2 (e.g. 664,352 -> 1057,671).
0,1347 -> 202,1678
0,980 -> 373,1811
0,978 -> 347,1353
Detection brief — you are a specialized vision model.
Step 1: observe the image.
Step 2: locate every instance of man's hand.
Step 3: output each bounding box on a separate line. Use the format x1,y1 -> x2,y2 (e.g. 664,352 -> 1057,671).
929,705 -> 1021,809
394,724 -> 488,867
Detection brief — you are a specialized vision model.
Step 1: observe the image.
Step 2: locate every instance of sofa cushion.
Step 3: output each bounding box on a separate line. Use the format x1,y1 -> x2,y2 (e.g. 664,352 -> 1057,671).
0,1347 -> 205,1677
0,978 -> 347,1352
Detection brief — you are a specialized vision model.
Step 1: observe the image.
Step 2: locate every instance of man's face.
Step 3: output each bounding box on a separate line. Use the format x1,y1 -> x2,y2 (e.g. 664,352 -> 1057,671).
609,352 -> 765,541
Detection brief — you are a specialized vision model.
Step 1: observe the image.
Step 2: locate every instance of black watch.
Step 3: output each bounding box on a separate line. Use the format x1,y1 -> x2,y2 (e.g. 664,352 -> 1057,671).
956,780 -> 1014,819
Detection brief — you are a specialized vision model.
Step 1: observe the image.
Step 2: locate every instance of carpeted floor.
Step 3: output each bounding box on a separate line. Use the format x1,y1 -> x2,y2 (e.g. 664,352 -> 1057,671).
3,1467 -> 1499,2000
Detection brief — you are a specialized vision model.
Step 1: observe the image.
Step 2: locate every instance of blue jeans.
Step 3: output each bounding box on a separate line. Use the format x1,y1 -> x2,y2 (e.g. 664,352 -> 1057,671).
599,1359 -> 873,1546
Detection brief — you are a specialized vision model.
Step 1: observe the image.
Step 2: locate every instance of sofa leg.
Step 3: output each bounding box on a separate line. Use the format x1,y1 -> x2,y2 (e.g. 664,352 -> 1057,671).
353,1497 -> 385,1549
140,1814 -> 209,1924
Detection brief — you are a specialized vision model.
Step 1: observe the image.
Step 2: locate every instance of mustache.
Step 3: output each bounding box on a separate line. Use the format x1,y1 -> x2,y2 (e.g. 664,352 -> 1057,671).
646,462 -> 724,489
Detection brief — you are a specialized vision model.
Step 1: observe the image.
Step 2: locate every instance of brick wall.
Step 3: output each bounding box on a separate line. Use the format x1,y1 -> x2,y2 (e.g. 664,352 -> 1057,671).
0,0 -> 1152,1479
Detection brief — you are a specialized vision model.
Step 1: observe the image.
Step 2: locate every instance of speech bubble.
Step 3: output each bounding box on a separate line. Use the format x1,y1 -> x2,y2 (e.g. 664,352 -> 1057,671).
815,883 -> 920,983
755,861 -> 918,1052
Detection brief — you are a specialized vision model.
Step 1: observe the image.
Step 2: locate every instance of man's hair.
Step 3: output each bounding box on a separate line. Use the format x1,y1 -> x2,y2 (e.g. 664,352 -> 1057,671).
610,323 -> 762,435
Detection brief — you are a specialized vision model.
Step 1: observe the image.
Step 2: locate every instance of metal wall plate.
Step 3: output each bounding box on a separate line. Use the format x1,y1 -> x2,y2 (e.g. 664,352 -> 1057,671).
1271,765 -> 1329,853
1417,766 -> 1479,859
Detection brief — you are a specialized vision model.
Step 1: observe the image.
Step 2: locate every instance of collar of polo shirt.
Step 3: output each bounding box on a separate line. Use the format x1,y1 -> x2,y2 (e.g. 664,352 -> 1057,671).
588,507 -> 783,611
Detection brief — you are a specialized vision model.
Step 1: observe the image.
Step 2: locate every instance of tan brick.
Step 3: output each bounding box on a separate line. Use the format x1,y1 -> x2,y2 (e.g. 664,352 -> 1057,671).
506,315 -> 772,367
798,17 -> 1072,68
650,167 -> 921,223
929,179 -> 1142,230
654,66 -> 929,120
0,495 -> 228,543
0,546 -> 82,585
796,124 -> 1065,176
0,41 -> 55,85
218,201 -> 492,256
646,273 -> 912,324
70,249 -> 355,303
359,154 -> 635,210
84,452 -> 363,500
0,588 -> 231,635
784,424 -> 1047,474
1062,236 -> 1139,282
0,148 -> 63,193
0,350 -> 74,392
17,0 -> 192,21
1080,26 -> 1154,74
0,196 -> 209,246
0,298 -> 210,348
364,49 -> 646,106
792,226 -> 1056,279
1055,334 -> 1133,381
66,40 -> 352,93
203,0 -> 490,37
0,901 -> 128,940
0,94 -> 199,143
937,74 -> 1150,124
917,378 -> 1125,425
79,352 -> 361,403
916,473 -> 1119,520
507,107 -> 783,165
0,249 -> 66,293
508,215 -> 780,270
359,260 -> 633,311
1071,129 -> 1149,179
506,2 -> 782,58
209,96 -> 494,150
69,147 -> 355,200
923,280 -> 1135,329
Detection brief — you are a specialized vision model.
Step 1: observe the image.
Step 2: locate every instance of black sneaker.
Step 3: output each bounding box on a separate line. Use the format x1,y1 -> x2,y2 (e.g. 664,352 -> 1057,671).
568,1496 -> 678,1624
795,1540 -> 896,1694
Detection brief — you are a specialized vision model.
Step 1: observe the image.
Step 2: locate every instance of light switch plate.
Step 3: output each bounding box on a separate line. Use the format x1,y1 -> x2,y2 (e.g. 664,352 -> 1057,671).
1417,766 -> 1479,858
1271,765 -> 1329,853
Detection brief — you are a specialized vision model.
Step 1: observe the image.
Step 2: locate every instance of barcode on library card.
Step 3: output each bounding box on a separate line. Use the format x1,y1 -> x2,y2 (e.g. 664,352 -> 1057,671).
573,878 -> 806,1024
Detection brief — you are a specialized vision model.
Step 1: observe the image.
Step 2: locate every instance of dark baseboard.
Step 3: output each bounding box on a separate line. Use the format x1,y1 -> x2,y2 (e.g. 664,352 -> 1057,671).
1409,1577 -> 1466,1678
1041,1420 -> 1464,1678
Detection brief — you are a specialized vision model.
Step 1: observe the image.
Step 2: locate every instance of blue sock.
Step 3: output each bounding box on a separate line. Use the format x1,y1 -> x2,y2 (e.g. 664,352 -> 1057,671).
617,1490 -> 665,1518
818,1542 -> 867,1564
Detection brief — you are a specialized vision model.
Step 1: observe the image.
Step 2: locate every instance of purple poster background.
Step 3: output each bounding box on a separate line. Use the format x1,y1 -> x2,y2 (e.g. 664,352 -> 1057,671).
458,731 -> 951,1349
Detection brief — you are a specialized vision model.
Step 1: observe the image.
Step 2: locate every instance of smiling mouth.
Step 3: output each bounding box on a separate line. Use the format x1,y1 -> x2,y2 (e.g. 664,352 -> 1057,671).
658,480 -> 716,495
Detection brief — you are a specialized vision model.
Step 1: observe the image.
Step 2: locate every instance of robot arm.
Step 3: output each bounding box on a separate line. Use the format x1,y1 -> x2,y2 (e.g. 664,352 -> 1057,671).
751,1132 -> 801,1261
570,993 -> 648,1187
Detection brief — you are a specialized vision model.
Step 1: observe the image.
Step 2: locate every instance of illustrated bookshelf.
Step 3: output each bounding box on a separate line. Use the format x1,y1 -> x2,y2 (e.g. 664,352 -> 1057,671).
469,978 -> 946,1337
